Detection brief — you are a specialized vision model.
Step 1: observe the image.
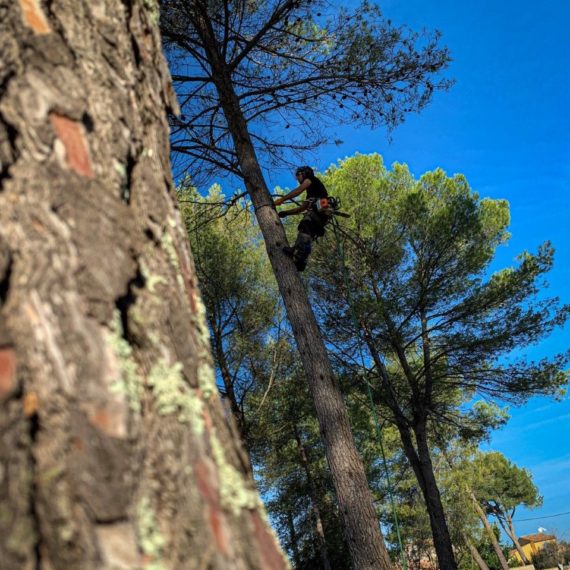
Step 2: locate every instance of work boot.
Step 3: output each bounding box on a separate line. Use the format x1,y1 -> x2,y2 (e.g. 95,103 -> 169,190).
283,233 -> 312,271
294,256 -> 307,272
282,246 -> 307,271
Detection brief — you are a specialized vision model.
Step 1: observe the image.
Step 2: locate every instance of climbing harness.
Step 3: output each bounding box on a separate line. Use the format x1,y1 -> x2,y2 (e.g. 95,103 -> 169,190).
331,218 -> 408,570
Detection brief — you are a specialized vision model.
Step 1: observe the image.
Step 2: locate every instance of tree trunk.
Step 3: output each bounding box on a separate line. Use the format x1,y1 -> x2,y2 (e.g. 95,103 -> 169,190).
0,2 -> 286,569
395,419 -> 457,569
409,424 -> 458,570
362,332 -> 456,570
192,12 -> 392,570
211,327 -> 254,478
363,314 -> 460,570
293,426 -> 332,570
286,509 -> 302,568
504,511 -> 528,564
470,494 -> 510,570
212,327 -> 246,437
465,537 -> 490,570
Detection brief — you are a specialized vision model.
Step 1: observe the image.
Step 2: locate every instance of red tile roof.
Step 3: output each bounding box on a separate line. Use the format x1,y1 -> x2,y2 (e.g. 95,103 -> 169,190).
519,533 -> 556,546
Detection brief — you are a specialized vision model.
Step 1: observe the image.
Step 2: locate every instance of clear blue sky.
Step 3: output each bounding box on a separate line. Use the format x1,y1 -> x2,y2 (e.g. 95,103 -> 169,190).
268,0 -> 570,539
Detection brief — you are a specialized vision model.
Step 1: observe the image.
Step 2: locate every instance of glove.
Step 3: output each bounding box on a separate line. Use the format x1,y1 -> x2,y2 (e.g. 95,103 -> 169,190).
278,211 -> 288,218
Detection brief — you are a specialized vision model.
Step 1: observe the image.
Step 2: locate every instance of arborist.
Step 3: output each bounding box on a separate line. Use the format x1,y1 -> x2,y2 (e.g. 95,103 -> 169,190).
274,166 -> 333,271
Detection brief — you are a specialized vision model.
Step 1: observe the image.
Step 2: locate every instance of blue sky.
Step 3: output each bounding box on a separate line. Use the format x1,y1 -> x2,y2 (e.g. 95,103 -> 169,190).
300,0 -> 570,539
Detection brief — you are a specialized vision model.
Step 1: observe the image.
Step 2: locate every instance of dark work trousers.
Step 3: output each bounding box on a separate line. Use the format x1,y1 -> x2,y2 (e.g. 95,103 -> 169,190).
291,210 -> 330,270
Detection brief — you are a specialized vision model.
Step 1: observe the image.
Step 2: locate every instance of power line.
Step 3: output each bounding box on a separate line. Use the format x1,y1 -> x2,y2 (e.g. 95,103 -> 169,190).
514,511 -> 570,522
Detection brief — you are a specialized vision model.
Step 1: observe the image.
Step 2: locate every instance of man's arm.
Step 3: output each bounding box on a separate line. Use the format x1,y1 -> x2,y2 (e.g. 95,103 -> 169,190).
278,201 -> 311,218
274,179 -> 311,206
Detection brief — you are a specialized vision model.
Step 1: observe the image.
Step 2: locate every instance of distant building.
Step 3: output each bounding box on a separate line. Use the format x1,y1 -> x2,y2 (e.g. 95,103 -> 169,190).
510,533 -> 557,564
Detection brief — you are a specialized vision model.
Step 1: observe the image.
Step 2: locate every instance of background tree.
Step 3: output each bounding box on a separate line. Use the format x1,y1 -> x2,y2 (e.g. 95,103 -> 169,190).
0,2 -> 286,568
248,362 -> 348,570
182,195 -> 536,570
309,153 -> 570,569
532,540 -> 570,570
469,452 -> 543,564
178,183 -> 281,443
161,1 -> 451,564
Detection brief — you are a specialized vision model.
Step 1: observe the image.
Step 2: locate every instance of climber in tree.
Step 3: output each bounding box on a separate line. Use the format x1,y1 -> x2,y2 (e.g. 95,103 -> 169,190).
274,166 -> 332,272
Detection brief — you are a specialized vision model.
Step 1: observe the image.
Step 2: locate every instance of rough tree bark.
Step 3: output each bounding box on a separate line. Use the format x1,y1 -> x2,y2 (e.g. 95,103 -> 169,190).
190,10 -> 392,570
0,1 -> 287,569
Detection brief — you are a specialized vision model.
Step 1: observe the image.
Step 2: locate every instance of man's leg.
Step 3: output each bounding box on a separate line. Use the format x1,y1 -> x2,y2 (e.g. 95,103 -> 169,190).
283,231 -> 312,271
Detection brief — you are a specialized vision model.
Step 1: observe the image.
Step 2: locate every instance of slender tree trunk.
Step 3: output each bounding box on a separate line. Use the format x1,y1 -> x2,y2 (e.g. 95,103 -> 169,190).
470,494 -> 509,570
411,424 -> 458,570
362,331 -> 457,570
395,421 -> 457,569
0,2 -> 286,569
502,511 -> 528,564
465,537 -> 490,570
191,11 -> 391,570
286,509 -> 302,568
293,426 -> 332,570
212,327 -> 246,435
212,333 -> 254,476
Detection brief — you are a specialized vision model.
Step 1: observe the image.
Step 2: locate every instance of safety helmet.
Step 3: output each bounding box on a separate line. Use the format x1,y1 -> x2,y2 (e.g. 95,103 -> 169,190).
295,166 -> 314,179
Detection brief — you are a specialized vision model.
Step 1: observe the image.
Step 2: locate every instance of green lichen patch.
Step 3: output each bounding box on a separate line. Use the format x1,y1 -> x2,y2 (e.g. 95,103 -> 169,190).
197,361 -> 216,399
160,227 -> 184,290
194,292 -> 210,341
193,294 -> 217,399
108,311 -> 143,412
210,430 -> 260,517
142,0 -> 160,26
6,517 -> 37,555
148,358 -> 205,434
140,259 -> 167,294
136,496 -> 166,570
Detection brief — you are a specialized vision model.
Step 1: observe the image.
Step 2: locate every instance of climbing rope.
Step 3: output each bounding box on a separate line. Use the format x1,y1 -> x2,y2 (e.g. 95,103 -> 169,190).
331,218 -> 408,570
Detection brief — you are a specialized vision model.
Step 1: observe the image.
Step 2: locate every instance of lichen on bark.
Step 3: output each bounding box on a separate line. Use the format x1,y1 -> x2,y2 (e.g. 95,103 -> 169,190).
108,311 -> 143,413
148,358 -> 205,434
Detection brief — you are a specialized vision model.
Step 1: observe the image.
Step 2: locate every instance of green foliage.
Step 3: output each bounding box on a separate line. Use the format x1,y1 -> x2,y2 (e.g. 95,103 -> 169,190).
178,182 -> 279,435
465,524 -> 510,570
471,452 -> 542,513
314,153 -> 569,428
308,153 -> 568,564
247,361 -> 354,568
462,450 -> 542,550
174,155 -> 567,566
532,541 -> 570,569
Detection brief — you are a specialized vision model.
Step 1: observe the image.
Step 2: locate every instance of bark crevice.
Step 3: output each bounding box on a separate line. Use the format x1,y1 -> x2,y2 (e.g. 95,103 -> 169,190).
0,118 -> 18,186
28,408 -> 41,570
115,262 -> 146,341
0,249 -> 13,305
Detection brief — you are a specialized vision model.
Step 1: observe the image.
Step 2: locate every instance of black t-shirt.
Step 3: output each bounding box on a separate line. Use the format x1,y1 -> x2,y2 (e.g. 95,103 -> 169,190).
305,176 -> 328,200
